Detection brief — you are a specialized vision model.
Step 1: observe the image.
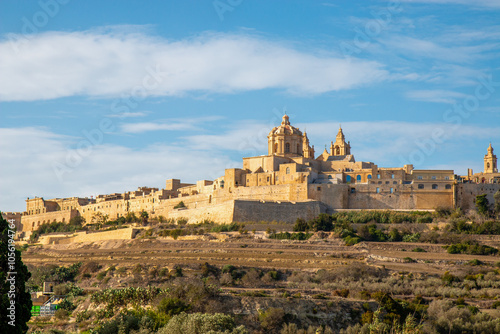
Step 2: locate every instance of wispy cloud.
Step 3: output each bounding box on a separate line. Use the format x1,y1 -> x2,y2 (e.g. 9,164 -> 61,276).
107,111 -> 149,118
120,116 -> 224,134
0,127 -> 238,211
399,0 -> 500,8
121,122 -> 195,133
405,89 -> 467,104
381,35 -> 498,63
0,29 -> 389,101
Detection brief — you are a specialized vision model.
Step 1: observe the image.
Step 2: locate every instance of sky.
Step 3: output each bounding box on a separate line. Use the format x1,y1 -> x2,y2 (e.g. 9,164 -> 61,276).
1,0 -> 500,212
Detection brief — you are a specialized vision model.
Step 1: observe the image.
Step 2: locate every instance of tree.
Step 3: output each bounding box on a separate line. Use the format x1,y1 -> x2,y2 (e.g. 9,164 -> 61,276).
475,194 -> 490,216
0,213 -> 32,333
140,211 -> 149,226
293,218 -> 309,232
494,190 -> 500,215
91,212 -> 108,227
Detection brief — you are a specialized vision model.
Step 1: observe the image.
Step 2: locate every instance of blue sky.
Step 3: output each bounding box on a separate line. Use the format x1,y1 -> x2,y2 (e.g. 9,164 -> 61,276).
1,0 -> 500,211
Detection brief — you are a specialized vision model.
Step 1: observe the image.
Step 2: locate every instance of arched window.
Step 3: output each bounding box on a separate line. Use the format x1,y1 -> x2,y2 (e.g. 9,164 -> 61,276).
377,174 -> 381,179
328,175 -> 332,179
274,143 -> 278,153
346,175 -> 351,183
286,167 -> 290,174
356,175 -> 361,182
285,142 -> 290,153
432,184 -> 438,190
336,147 -> 340,155
487,162 -> 491,168
367,175 -> 372,179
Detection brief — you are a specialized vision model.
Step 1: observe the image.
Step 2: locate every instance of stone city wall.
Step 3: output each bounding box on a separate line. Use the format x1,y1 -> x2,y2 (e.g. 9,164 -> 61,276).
232,200 -> 326,223
456,183 -> 500,211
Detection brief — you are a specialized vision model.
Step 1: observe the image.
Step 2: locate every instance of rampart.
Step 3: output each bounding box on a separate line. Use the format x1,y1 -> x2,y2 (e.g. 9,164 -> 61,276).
38,227 -> 139,245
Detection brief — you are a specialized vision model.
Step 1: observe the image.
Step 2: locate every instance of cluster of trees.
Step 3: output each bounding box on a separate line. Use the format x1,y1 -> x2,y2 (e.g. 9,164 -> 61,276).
475,191 -> 500,217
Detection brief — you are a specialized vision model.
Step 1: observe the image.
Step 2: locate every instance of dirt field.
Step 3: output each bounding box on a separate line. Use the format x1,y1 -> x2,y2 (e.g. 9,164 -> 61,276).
23,233 -> 500,274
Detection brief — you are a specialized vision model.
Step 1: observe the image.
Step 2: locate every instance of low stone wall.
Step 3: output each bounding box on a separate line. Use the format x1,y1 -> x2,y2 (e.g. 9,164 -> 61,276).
38,227 -> 139,245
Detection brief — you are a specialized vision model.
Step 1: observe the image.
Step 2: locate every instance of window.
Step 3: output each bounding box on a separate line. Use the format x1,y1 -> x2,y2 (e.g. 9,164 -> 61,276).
431,176 -> 437,180
317,186 -> 321,191
378,181 -> 382,184
367,175 -> 372,179
385,181 -> 389,184
445,184 -> 452,189
267,176 -> 270,182
286,167 -> 290,174
391,174 -> 395,179
417,176 -> 423,180
418,184 -> 424,189
350,188 -> 356,193
445,176 -> 450,180
285,142 -> 290,153
274,143 -> 278,153
390,188 -> 394,194
356,175 -> 361,182
328,175 -> 332,179
432,184 -> 438,189
297,144 -> 300,153
346,175 -> 351,183
377,174 -> 381,179
393,181 -> 397,184
376,187 -> 380,193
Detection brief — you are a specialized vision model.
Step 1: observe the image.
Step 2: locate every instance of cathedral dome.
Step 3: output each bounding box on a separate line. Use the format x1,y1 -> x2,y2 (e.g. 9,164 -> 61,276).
268,114 -> 303,136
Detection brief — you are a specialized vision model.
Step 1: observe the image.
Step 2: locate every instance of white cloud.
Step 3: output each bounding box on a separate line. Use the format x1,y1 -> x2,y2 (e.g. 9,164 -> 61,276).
0,29 -> 389,101
120,116 -> 225,134
107,111 -> 149,118
0,127 -> 238,212
121,122 -> 195,133
381,35 -> 497,63
399,0 -> 500,8
405,90 -> 467,104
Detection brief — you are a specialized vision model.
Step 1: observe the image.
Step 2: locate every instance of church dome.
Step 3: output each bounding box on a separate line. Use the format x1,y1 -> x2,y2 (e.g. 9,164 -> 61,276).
268,114 -> 303,136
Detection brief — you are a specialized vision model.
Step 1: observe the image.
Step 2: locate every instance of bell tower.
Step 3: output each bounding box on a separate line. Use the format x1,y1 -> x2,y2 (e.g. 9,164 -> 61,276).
484,143 -> 498,173
330,126 -> 351,156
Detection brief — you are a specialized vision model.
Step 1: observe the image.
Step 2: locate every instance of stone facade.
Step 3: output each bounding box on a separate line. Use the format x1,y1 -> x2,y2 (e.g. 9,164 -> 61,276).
14,115 -> 500,233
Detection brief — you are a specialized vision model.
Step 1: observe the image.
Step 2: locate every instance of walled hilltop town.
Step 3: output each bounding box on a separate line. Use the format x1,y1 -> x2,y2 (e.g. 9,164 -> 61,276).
4,115 -> 500,240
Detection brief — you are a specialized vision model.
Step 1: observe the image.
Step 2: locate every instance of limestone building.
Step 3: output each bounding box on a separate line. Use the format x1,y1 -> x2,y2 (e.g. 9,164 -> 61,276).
463,143 -> 500,184
12,115 -> 500,236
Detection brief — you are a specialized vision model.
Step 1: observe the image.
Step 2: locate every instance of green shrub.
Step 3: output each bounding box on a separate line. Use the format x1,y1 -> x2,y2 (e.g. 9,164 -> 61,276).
157,312 -> 247,334
268,231 -> 312,240
259,307 -> 285,332
157,297 -> 190,316
293,218 -> 309,232
96,271 -> 107,281
447,241 -> 498,255
174,201 -> 186,209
